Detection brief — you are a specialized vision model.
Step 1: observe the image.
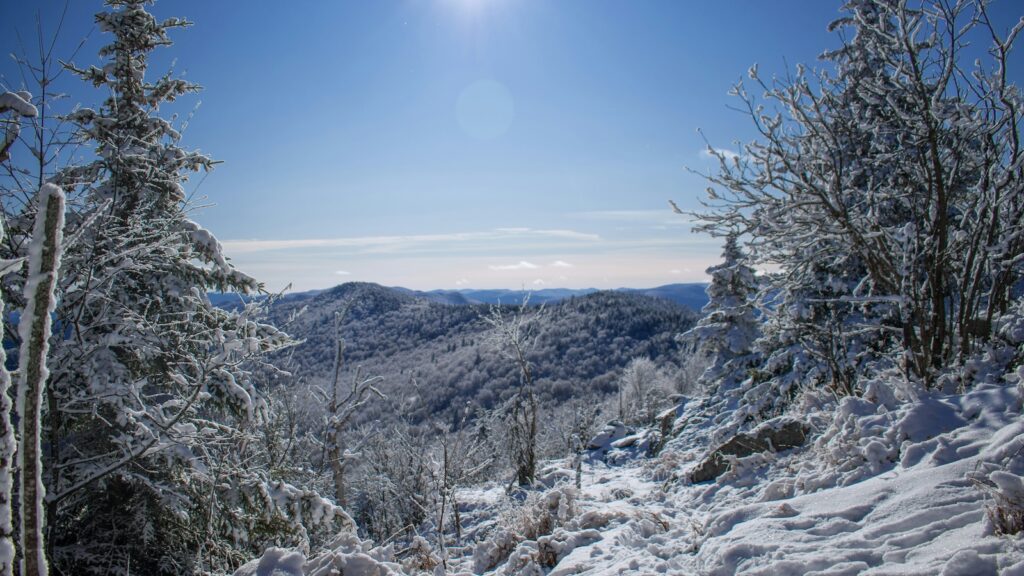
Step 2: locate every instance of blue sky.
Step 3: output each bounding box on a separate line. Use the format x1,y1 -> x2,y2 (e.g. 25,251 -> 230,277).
2,1 -> 1021,291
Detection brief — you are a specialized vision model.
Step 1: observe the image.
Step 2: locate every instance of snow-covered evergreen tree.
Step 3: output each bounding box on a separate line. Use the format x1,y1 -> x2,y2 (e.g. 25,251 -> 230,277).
679,233 -> 759,394
25,2 -> 324,572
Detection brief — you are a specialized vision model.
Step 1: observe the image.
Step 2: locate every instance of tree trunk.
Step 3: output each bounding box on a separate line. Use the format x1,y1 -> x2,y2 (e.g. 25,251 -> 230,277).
0,224 -> 17,576
18,184 -> 65,576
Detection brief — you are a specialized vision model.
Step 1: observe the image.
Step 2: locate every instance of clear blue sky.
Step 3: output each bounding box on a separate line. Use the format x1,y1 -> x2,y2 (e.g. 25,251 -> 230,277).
2,1 -> 1021,291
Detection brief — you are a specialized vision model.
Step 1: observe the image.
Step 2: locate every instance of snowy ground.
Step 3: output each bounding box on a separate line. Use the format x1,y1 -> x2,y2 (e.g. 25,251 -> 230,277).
238,382 -> 1024,575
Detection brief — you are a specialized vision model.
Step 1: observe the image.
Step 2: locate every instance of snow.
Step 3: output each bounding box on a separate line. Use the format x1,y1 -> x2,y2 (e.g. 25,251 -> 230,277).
234,534 -> 400,576
0,219 -> 15,576
0,91 -> 37,117
1,91 -> 36,163
356,377 -> 1023,576
231,260 -> 1023,576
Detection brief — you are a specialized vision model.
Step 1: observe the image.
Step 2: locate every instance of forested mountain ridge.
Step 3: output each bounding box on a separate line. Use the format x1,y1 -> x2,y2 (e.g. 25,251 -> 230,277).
209,282 -> 711,311
262,282 -> 698,424
396,283 -> 710,310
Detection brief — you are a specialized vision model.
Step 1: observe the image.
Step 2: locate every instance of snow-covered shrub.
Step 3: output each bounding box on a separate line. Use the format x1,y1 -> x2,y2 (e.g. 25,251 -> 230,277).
472,527 -> 521,575
472,486 -> 579,574
351,421 -> 433,543
505,487 -> 577,543
402,535 -> 441,573
977,470 -> 1024,536
233,533 -> 400,576
992,297 -> 1024,389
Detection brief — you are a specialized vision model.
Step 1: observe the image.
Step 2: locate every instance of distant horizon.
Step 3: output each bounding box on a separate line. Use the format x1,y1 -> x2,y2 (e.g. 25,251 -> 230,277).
220,224 -> 721,292
248,278 -> 710,296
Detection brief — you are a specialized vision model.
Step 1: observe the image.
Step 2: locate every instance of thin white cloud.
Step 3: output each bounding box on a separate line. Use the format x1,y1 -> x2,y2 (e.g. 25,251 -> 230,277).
550,260 -> 573,268
538,229 -> 601,241
455,278 -> 470,286
222,228 -> 600,255
335,270 -> 352,276
670,269 -> 682,275
489,261 -> 539,271
532,278 -> 546,286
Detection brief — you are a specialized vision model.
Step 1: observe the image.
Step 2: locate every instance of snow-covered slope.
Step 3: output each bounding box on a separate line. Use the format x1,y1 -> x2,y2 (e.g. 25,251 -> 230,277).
238,381 -> 1024,575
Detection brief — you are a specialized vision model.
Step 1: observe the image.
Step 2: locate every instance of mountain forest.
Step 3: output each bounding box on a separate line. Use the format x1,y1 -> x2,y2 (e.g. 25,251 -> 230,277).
1,0 -> 1024,575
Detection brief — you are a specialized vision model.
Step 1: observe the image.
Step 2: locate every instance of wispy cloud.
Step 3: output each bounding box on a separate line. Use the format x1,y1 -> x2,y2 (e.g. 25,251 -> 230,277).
220,224 -> 722,292
489,261 -> 539,271
222,227 -> 600,256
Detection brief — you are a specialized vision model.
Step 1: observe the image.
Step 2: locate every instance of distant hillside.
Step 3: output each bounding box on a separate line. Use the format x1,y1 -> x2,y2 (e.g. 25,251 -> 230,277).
392,283 -> 709,309
212,283 -> 709,311
262,282 -> 699,424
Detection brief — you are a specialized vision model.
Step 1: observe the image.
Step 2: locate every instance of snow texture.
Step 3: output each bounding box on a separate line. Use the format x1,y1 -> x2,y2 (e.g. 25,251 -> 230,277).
0,91 -> 37,117
1,91 -> 36,163
401,379 -> 1023,575
234,534 -> 400,576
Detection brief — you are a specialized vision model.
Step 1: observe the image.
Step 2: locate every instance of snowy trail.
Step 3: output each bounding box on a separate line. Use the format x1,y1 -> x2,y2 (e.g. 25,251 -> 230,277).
547,464 -> 682,575
484,384 -> 1024,576
520,452 -> 1016,576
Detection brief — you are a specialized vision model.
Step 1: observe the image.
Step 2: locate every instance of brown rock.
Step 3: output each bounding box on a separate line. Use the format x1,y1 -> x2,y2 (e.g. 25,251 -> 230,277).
689,419 -> 809,483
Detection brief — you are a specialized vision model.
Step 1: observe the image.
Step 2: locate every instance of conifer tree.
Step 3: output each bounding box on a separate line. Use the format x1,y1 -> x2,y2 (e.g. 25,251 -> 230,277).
679,233 -> 759,393
36,2 -> 325,572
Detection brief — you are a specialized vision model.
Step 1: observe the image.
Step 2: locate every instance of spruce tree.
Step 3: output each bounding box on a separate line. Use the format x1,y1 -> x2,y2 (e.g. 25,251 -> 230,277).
680,233 -> 759,394
38,2 -> 335,572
